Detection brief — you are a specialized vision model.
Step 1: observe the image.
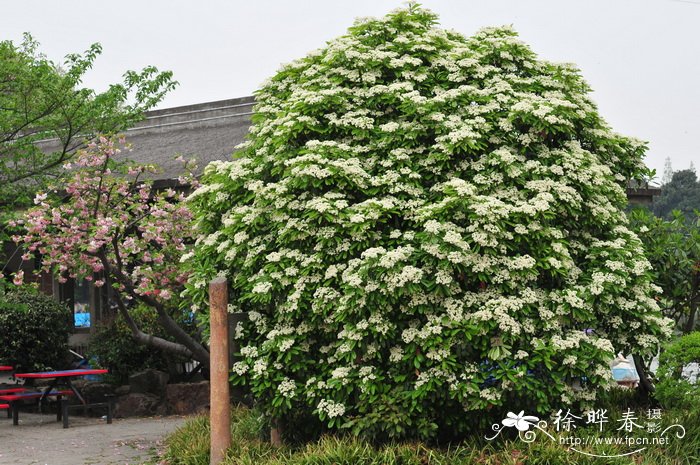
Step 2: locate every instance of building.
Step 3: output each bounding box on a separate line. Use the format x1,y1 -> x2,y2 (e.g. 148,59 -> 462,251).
626,179 -> 662,208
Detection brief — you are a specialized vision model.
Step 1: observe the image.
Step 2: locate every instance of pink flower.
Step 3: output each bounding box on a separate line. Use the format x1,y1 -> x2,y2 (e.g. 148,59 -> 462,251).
16,135 -> 192,312
33,192 -> 48,205
12,270 -> 24,286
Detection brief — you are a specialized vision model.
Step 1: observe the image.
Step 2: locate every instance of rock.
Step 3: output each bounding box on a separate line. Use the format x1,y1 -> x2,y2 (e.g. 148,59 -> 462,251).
155,402 -> 169,416
114,385 -> 130,396
80,382 -> 116,403
114,393 -> 161,418
187,372 -> 206,383
129,369 -> 169,396
165,381 -> 210,415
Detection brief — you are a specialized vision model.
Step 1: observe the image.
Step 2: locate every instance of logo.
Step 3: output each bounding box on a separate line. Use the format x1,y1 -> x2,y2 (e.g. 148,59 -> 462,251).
485,409 -> 686,458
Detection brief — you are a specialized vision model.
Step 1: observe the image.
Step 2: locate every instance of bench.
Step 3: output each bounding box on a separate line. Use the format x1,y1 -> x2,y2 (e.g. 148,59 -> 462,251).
0,388 -> 26,418
0,389 -> 114,428
0,404 -> 8,409
0,387 -> 27,395
0,390 -> 74,425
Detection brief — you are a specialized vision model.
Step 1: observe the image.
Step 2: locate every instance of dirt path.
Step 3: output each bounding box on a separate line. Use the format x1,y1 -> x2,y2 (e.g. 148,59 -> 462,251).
0,412 -> 187,465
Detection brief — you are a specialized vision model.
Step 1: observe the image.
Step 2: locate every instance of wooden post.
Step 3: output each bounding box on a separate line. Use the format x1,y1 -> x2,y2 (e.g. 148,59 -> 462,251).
209,277 -> 230,465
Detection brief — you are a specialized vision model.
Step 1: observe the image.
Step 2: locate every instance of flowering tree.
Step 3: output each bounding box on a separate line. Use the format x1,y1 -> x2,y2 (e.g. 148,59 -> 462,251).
185,5 -> 672,440
13,137 -> 210,365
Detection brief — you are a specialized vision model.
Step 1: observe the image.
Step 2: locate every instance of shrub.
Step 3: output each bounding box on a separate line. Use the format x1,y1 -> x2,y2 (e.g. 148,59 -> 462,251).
655,332 -> 700,409
87,304 -> 192,384
0,286 -> 72,372
185,5 -> 672,440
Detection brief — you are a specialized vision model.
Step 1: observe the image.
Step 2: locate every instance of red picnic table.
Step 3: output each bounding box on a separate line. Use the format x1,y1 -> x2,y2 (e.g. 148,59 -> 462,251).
0,365 -> 13,371
14,369 -> 107,405
8,368 -> 111,427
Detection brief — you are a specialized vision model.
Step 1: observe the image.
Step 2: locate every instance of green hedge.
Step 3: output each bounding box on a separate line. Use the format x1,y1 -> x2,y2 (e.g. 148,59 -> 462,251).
0,286 -> 72,372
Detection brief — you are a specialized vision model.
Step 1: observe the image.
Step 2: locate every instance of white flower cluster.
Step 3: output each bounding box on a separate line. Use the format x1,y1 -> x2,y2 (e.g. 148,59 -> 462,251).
317,399 -> 346,418
278,377 -> 296,398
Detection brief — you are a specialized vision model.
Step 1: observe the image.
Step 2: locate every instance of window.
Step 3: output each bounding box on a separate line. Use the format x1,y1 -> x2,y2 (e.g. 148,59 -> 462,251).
58,278 -> 95,330
73,279 -> 91,328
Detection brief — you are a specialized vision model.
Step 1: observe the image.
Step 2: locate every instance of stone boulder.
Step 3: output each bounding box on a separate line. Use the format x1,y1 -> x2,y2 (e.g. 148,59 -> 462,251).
114,392 -> 161,418
80,382 -> 116,403
129,369 -> 169,396
165,381 -> 210,415
114,385 -> 130,396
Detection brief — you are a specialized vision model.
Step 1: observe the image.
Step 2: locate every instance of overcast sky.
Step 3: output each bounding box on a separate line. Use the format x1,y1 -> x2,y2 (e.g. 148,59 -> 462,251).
2,0 -> 699,179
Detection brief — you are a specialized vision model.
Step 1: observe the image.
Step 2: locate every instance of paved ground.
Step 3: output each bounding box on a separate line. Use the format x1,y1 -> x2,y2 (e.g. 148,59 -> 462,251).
0,412 -> 187,465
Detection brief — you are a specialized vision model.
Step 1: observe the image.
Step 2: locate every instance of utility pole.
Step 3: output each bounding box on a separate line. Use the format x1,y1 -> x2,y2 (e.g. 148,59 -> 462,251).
662,157 -> 673,185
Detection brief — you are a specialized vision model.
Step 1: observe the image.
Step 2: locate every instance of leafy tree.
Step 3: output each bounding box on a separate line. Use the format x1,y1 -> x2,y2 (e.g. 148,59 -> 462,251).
13,137 -> 210,366
186,5 -> 672,440
0,33 -> 176,241
629,208 -> 699,334
652,169 -> 700,219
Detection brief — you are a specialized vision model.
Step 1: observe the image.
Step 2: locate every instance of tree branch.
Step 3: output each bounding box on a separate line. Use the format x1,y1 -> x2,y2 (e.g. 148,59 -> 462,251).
98,251 -> 202,360
104,243 -> 210,365
111,287 -> 194,359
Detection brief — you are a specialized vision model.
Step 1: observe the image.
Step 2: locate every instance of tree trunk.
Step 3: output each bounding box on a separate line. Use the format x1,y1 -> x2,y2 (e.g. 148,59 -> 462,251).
633,354 -> 655,399
154,307 -> 211,366
685,306 -> 698,334
270,418 -> 283,447
112,291 -> 201,360
683,271 -> 698,334
99,253 -> 211,367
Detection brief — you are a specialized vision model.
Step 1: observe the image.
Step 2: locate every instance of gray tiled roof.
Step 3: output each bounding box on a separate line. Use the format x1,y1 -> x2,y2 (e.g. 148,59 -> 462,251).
35,96 -> 255,181
121,96 -> 254,179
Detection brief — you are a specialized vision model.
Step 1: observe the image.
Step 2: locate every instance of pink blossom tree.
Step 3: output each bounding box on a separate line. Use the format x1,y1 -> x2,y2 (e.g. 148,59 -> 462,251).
12,136 -> 210,365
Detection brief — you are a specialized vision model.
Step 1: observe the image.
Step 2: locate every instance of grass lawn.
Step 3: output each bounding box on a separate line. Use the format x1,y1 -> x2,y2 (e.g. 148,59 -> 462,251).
152,397 -> 700,465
